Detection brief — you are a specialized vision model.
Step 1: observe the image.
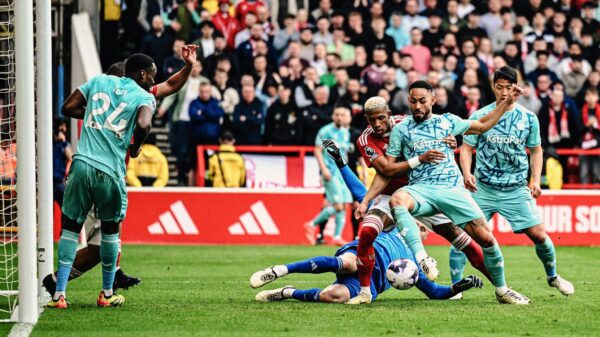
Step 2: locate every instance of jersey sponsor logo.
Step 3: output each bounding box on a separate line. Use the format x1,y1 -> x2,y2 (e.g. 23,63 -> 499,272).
413,138 -> 445,150
516,120 -> 526,130
365,146 -> 378,161
147,201 -> 199,235
486,135 -> 523,145
228,201 -> 280,235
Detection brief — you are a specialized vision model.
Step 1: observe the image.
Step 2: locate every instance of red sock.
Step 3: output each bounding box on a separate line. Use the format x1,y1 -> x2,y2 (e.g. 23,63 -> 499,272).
461,240 -> 492,282
357,226 -> 378,288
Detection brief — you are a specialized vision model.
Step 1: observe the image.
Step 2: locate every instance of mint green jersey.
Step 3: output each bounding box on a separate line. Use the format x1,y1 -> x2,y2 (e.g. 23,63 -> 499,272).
464,103 -> 541,191
76,75 -> 156,179
315,123 -> 351,177
387,113 -> 471,187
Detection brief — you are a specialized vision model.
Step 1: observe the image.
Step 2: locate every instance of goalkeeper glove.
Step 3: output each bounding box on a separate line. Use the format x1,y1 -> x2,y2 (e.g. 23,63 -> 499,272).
451,275 -> 483,294
322,139 -> 346,168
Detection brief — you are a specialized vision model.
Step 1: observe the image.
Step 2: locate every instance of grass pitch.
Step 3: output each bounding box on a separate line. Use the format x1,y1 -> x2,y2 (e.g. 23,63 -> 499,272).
20,244 -> 600,337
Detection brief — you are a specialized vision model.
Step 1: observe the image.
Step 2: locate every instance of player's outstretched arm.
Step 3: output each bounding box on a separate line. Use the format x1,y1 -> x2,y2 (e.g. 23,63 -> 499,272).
355,172 -> 391,221
460,142 -> 477,192
322,139 -> 369,201
129,105 -> 153,158
465,85 -> 524,135
154,45 -> 198,99
61,89 -> 87,119
529,145 -> 543,198
416,271 -> 483,299
374,150 -> 445,178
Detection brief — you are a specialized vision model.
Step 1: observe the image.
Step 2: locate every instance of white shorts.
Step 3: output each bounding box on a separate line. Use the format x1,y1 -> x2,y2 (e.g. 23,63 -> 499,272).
83,209 -> 102,246
369,194 -> 451,230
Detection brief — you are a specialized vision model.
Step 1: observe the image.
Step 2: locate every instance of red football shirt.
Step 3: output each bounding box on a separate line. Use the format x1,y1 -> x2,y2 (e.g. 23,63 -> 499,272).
357,115 -> 408,196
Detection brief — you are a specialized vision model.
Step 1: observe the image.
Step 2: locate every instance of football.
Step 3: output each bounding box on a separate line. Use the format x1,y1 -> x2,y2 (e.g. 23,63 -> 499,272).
386,258 -> 419,290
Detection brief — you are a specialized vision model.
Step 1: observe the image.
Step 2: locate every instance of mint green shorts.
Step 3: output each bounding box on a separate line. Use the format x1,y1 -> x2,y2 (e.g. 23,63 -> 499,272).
402,184 -> 485,226
472,183 -> 542,233
62,160 -> 127,224
323,175 -> 352,204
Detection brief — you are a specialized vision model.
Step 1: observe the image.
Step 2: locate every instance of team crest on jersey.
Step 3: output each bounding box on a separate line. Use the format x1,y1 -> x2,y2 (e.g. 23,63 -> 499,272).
365,146 -> 378,161
516,120 -> 525,130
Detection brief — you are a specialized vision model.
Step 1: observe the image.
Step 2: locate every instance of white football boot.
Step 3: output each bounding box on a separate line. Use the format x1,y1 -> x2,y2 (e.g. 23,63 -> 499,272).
255,286 -> 295,302
419,256 -> 440,281
250,267 -> 280,288
548,275 -> 574,296
496,289 -> 530,305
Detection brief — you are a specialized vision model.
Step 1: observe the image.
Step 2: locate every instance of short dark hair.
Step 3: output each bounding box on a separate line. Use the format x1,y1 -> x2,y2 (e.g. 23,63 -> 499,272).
125,53 -> 155,75
493,66 -> 517,84
408,80 -> 434,95
106,61 -> 125,77
220,131 -> 235,142
536,50 -> 550,58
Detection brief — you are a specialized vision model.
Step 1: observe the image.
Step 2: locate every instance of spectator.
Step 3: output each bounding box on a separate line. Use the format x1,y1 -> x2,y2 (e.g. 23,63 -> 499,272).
346,46 -> 368,80
438,32 -> 461,57
189,82 -> 225,147
501,41 -> 524,75
281,41 -> 310,69
518,81 -> 542,115
211,70 -> 240,116
347,11 -> 368,47
52,119 -> 72,205
524,12 -> 554,48
140,15 -> 175,82
458,11 -> 487,45
253,55 -> 280,96
310,0 -> 332,22
361,48 -> 389,89
126,133 -> 169,187
380,68 -> 402,102
422,11 -> 445,53
365,17 -> 396,59
535,74 -> 553,101
442,0 -> 467,34
203,35 -> 240,81
330,9 -> 345,31
273,14 -> 300,52
194,21 -> 216,59
477,38 -> 495,75
402,0 -> 430,32
557,49 -> 592,85
302,86 -> 332,145
313,16 -> 334,45
524,38 -> 559,74
265,85 -> 303,145
580,87 -> 600,183
311,44 -> 328,77
526,51 -> 559,85
393,52 -> 414,89
386,12 -> 410,51
295,67 -> 319,108
401,28 -> 432,75
456,86 -> 483,118
295,9 -> 310,31
492,7 -> 515,53
235,12 -> 268,48
562,56 -> 588,98
440,53 -> 459,90
257,6 -> 274,38
577,70 -> 600,106
236,23 -> 268,74
165,0 -> 201,42
457,0 -> 475,19
298,27 -> 315,62
337,79 -> 367,130
212,0 -> 239,50
0,136 -> 16,186
433,86 -> 459,115
319,52 -> 341,87
235,0 -> 266,24
581,1 -> 600,36
327,29 -> 355,68
137,0 -> 175,34
329,68 -> 349,104
163,39 -> 186,79
233,85 -> 265,145
480,0 -> 503,38
206,131 -> 246,188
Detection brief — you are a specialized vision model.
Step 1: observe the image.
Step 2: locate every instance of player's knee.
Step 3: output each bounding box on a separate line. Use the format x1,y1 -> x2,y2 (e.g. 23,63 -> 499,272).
526,225 -> 548,244
389,192 -> 410,208
318,290 -> 335,303
62,215 -> 83,233
333,203 -> 345,212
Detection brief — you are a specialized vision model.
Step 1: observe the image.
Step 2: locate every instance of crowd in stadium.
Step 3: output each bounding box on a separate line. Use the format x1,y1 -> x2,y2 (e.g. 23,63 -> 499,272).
57,0 -> 600,187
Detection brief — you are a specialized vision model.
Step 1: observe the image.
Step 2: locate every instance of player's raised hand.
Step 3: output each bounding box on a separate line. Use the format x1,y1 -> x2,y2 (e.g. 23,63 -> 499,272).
504,84 -> 525,105
530,183 -> 542,198
464,173 -> 478,192
322,139 -> 346,168
182,45 -> 199,65
128,144 -> 142,158
355,202 -> 368,221
418,149 -> 445,164
452,275 -> 483,294
442,135 -> 458,149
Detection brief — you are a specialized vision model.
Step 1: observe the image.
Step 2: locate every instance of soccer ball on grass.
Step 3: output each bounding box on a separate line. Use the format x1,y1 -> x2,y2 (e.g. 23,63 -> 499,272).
386,258 -> 419,290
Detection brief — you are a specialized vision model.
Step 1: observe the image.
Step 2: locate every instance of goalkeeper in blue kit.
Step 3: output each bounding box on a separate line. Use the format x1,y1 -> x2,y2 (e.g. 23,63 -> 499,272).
48,54 -> 157,309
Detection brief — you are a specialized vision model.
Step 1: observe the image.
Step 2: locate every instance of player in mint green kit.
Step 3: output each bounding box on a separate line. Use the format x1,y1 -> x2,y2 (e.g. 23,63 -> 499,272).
458,66 -> 574,296
362,80 -> 530,304
48,54 -> 156,309
306,106 -> 353,246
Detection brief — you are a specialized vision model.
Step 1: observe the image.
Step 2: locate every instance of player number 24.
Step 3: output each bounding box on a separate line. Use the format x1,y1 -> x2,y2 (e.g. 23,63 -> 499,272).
85,92 -> 128,138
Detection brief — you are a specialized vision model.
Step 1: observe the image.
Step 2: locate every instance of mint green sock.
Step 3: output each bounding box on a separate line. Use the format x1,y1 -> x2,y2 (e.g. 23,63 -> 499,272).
392,206 -> 426,260
56,229 -> 80,295
334,210 -> 345,237
449,247 -> 467,284
313,206 -> 336,225
482,244 -> 506,287
100,233 -> 120,291
535,238 -> 557,278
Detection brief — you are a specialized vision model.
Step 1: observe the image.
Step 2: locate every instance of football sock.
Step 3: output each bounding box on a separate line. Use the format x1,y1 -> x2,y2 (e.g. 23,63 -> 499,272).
535,237 -> 557,278
481,244 -> 507,290
116,239 -> 122,270
334,210 -> 346,238
449,247 -> 467,284
461,240 -> 492,282
285,256 -> 343,274
357,218 -> 381,288
100,233 -> 120,292
392,206 -> 426,261
339,165 -> 367,201
291,288 -> 322,302
55,229 -> 80,299
313,206 -> 336,225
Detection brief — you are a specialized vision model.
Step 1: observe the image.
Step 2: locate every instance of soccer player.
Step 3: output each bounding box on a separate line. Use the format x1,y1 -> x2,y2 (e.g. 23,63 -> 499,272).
43,45 -> 199,298
250,227 -> 483,303
304,106 -> 353,246
458,66 -> 574,295
48,53 -> 158,309
359,80 -> 530,304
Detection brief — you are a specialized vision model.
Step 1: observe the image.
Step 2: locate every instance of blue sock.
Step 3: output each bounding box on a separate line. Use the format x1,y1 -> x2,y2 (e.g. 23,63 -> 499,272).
482,244 -> 506,288
100,232 -> 120,292
392,206 -> 426,260
313,206 -> 336,224
449,247 -> 467,284
55,229 -> 80,297
339,165 -> 367,201
334,210 -> 346,237
535,238 -> 557,278
286,256 -> 343,274
291,288 -> 322,302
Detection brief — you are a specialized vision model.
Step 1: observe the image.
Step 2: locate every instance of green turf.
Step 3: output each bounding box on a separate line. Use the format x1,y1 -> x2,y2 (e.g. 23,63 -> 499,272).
24,245 -> 599,337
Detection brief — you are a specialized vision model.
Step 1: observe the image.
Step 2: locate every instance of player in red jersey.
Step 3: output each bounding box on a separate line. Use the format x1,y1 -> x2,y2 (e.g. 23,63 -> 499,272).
347,96 -> 491,304
42,45 -> 199,297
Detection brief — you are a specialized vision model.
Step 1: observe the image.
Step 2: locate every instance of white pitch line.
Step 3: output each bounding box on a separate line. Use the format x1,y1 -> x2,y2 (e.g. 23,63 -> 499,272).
8,294 -> 49,337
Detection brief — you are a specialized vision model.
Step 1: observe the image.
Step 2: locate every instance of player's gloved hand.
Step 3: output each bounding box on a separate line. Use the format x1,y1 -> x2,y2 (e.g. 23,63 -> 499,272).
464,173 -> 478,192
452,275 -> 483,294
129,144 -> 142,158
442,135 -> 457,149
418,149 -> 445,164
322,139 -> 346,168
